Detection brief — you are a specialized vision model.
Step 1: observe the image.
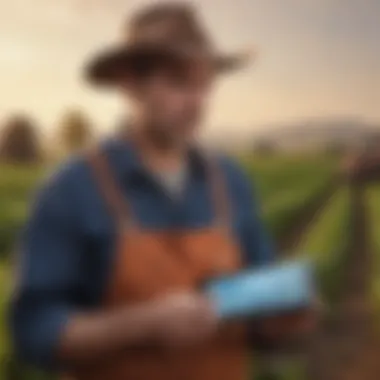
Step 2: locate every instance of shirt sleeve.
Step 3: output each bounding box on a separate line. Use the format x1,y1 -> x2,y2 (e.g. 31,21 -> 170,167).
9,167 -> 83,369
226,159 -> 276,267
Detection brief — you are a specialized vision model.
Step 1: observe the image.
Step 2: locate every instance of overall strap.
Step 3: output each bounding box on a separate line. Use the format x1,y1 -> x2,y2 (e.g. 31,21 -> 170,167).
203,153 -> 232,228
87,147 -> 135,230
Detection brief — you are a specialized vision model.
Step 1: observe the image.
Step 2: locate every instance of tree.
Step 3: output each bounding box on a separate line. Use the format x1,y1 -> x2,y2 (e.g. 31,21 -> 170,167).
0,114 -> 41,164
58,110 -> 93,154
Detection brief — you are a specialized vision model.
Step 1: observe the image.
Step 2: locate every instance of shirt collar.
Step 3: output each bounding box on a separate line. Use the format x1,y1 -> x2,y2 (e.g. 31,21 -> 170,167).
104,137 -> 207,183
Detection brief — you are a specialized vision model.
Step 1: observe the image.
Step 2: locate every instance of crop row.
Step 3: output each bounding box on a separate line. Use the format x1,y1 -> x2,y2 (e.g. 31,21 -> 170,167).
241,155 -> 336,204
261,189 -> 351,380
295,188 -> 351,305
366,186 -> 380,331
261,174 -> 332,240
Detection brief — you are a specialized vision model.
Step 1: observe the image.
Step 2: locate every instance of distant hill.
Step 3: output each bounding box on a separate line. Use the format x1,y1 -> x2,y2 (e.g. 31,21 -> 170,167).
259,117 -> 378,139
253,117 -> 380,152
202,117 -> 380,152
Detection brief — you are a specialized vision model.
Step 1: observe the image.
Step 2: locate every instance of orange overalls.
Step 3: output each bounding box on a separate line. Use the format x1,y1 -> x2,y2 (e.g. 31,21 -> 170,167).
69,148 -> 249,380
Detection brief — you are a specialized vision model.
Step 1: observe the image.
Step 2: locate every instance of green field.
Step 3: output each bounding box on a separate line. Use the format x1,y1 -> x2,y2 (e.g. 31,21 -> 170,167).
295,188 -> 351,305
0,164 -> 45,255
240,155 -> 335,204
0,165 -> 48,379
366,185 -> 380,331
0,155 -> 344,380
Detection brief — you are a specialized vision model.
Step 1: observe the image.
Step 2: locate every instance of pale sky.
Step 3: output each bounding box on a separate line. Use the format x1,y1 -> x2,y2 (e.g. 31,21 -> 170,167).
0,0 -> 379,139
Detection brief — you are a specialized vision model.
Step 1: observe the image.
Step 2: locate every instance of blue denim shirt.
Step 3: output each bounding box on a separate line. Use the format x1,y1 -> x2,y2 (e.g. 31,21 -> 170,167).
10,138 -> 275,369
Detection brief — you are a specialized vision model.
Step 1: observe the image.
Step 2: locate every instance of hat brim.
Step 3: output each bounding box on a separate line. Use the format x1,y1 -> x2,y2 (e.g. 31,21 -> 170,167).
84,45 -> 253,87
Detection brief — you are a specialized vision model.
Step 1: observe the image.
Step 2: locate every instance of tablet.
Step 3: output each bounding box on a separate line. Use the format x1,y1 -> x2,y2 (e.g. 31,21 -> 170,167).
204,259 -> 315,320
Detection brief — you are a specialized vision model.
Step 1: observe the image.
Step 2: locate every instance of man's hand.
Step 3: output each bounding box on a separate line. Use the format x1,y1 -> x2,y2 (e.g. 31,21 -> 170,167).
59,291 -> 218,364
149,291 -> 219,347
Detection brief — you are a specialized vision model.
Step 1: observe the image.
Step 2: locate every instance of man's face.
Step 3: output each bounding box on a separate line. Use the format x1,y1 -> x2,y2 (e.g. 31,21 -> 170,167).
123,60 -> 215,146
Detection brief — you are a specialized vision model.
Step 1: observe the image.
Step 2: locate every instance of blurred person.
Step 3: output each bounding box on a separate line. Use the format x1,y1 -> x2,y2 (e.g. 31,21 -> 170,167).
9,2 -> 317,380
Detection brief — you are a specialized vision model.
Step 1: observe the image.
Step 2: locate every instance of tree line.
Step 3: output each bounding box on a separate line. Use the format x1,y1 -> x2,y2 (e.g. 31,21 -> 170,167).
0,110 -> 93,164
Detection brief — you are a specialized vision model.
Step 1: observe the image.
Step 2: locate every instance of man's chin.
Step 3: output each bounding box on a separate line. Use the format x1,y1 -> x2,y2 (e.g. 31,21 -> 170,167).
167,134 -> 195,149
145,130 -> 189,150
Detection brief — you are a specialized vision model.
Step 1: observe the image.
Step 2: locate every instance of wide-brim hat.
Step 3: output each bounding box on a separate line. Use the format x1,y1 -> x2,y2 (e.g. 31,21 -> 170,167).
85,2 -> 254,87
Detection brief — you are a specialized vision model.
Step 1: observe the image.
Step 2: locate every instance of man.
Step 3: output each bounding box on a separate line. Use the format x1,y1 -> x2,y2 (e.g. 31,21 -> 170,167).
10,3 -> 314,380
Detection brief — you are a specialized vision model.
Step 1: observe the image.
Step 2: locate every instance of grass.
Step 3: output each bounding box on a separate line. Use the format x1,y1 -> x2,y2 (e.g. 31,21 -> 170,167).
0,165 -> 45,256
240,154 -> 337,205
261,188 -> 351,380
365,185 -> 380,332
295,188 -> 351,305
240,155 -> 337,241
262,175 -> 332,239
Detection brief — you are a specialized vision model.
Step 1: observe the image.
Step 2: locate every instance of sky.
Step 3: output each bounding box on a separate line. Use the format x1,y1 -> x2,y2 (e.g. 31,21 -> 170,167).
0,0 -> 379,140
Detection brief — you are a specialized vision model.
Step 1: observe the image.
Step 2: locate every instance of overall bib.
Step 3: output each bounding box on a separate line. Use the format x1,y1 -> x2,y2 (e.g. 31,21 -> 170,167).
70,148 -> 250,380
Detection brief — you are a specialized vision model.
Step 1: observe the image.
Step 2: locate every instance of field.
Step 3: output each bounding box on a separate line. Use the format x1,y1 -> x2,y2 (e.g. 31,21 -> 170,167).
366,186 -> 380,332
1,154 -> 380,380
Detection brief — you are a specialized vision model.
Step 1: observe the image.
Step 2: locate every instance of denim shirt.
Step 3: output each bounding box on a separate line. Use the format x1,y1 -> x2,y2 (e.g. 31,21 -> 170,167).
9,138 -> 275,368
